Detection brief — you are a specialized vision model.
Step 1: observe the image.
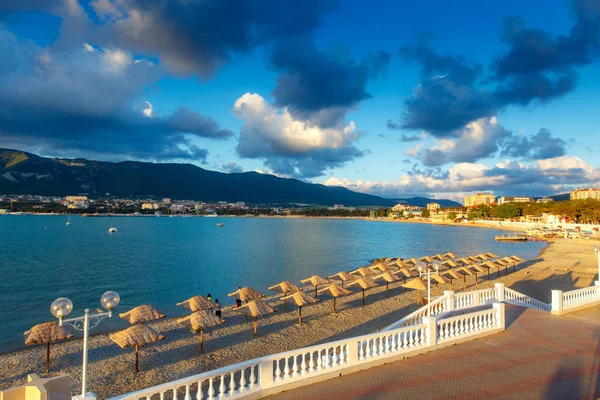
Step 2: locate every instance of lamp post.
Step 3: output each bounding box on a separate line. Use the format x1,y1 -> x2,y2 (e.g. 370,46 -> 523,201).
433,260 -> 441,295
50,291 -> 120,400
417,261 -> 430,315
594,247 -> 600,285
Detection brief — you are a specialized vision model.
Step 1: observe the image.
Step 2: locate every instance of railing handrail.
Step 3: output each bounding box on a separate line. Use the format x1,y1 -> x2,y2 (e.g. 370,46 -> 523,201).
563,285 -> 600,297
454,287 -> 495,298
436,307 -> 496,325
382,293 -> 450,331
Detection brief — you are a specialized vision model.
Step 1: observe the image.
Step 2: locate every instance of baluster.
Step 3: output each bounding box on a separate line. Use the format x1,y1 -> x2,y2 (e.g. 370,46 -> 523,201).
275,359 -> 282,381
293,354 -> 300,376
239,369 -> 246,392
174,387 -> 179,400
219,375 -> 225,399
336,347 -> 342,365
284,357 -> 290,378
391,333 -> 397,351
376,337 -> 382,355
229,371 -> 235,394
310,352 -> 316,371
386,334 -> 392,353
320,350 -> 326,370
249,366 -> 256,389
160,391 -> 166,400
344,344 -> 350,363
361,340 -> 367,359
208,379 -> 215,400
184,385 -> 191,400
300,353 -> 307,374
402,331 -> 408,349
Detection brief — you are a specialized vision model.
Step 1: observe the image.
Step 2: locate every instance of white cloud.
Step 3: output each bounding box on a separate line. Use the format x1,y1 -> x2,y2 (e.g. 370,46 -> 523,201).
83,42 -> 95,52
143,101 -> 153,117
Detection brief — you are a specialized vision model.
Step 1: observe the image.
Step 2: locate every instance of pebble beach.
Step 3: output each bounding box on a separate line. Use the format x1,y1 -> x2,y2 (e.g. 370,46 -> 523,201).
1,237 -> 598,399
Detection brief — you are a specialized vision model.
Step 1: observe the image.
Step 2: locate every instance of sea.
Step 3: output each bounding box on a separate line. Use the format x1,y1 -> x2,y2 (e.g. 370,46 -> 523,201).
0,215 -> 547,353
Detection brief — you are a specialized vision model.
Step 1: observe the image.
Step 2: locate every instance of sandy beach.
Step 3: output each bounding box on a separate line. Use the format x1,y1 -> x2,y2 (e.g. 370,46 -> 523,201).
1,237 -> 598,398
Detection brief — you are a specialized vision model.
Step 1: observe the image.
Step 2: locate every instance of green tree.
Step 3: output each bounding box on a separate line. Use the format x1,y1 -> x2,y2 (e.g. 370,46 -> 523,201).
447,211 -> 456,221
406,212 -> 415,219
494,203 -> 522,219
421,209 -> 430,218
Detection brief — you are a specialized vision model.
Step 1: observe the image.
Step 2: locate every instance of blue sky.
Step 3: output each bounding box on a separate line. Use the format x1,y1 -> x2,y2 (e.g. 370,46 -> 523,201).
0,0 -> 599,200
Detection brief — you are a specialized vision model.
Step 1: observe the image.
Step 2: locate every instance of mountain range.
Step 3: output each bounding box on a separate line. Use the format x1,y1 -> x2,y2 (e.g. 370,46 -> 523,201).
0,149 -> 464,207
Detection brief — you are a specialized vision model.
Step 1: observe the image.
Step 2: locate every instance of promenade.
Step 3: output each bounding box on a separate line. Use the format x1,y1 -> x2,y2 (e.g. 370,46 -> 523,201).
267,305 -> 600,400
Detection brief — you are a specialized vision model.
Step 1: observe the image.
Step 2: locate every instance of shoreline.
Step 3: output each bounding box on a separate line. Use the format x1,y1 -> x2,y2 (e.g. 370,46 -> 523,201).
1,238 -> 598,398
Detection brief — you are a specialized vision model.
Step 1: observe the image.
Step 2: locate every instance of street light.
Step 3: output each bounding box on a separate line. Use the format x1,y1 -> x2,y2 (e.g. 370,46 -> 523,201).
51,291 -> 120,400
416,261 -> 431,315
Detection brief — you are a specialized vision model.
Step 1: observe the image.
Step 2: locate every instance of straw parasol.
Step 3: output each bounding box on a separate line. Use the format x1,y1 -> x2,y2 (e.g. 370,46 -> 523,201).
482,260 -> 499,279
301,275 -> 330,298
396,259 -> 409,269
281,291 -> 318,324
441,269 -> 461,290
228,287 -> 265,302
401,278 -> 427,305
373,271 -> 400,297
419,256 -> 434,263
458,257 -> 474,266
24,322 -> 73,373
431,254 -> 446,261
328,271 -> 356,287
269,281 -> 300,311
392,267 -> 412,284
317,284 -> 352,314
454,267 -> 473,290
467,256 -> 481,263
110,325 -> 165,372
428,273 -> 447,295
351,267 -> 375,277
119,305 -> 166,325
501,256 -> 517,272
347,276 -> 378,305
486,252 -> 499,259
369,262 -> 394,272
239,299 -> 277,336
444,252 -> 458,259
511,255 -> 525,263
405,257 -> 419,266
442,259 -> 458,269
177,310 -> 225,353
176,295 -> 214,312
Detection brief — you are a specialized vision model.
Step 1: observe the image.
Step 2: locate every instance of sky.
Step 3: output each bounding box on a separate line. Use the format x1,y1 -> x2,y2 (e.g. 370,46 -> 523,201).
0,0 -> 599,200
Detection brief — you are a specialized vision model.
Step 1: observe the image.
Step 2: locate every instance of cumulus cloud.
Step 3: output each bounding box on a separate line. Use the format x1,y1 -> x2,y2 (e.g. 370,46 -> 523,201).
0,28 -> 232,162
222,162 -> 243,174
500,128 -> 567,160
269,38 -> 390,127
324,156 -> 600,198
234,93 -> 364,178
88,0 -> 336,78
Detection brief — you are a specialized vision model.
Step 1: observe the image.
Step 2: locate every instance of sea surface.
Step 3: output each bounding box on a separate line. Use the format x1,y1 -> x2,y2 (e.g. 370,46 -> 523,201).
0,215 -> 546,353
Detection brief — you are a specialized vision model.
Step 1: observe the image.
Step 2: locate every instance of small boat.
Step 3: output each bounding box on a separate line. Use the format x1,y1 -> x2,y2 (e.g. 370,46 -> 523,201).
216,223 -> 224,227
66,214 -> 71,226
109,227 -> 118,233
495,235 -> 527,242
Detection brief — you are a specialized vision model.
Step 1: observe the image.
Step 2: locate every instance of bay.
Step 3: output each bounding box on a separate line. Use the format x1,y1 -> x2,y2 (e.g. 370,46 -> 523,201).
0,215 -> 546,353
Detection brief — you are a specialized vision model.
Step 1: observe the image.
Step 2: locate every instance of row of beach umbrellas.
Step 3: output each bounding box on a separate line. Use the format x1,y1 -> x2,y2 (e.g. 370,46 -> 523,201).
24,251 -> 525,373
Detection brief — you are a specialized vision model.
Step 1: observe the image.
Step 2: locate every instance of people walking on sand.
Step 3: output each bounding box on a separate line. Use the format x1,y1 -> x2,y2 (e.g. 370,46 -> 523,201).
207,293 -> 212,302
235,286 -> 242,308
215,299 -> 222,318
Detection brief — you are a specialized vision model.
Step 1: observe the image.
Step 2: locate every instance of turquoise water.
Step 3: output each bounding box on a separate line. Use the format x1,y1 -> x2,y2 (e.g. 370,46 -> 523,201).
0,215 -> 546,353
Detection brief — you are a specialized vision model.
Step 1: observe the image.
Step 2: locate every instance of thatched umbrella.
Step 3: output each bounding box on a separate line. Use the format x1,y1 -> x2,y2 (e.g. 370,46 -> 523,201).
301,275 -> 330,298
442,259 -> 458,269
281,291 -> 318,324
176,295 -> 214,312
419,256 -> 434,263
454,267 -> 473,290
478,254 -> 491,262
467,256 -> 481,263
24,322 -> 73,373
328,271 -> 356,287
351,267 -> 375,277
110,325 -> 165,372
119,305 -> 166,325
501,256 -> 517,272
428,273 -> 447,296
493,259 -> 510,276
347,276 -> 378,306
486,252 -> 499,259
431,254 -> 446,261
482,260 -> 498,279
396,259 -> 409,269
228,287 -> 265,320
373,271 -> 400,297
177,310 -> 225,353
441,269 -> 461,290
369,263 -> 394,273
405,257 -> 419,266
239,300 -> 277,336
317,284 -> 352,314
269,281 -> 300,311
401,278 -> 428,305
458,257 -> 474,266
392,267 -> 412,284
444,251 -> 458,259
511,255 -> 525,263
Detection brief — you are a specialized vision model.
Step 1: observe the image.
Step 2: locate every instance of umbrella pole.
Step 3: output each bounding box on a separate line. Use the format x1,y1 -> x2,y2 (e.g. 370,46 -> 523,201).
135,344 -> 139,373
200,329 -> 204,354
435,284 -> 439,296
298,307 -> 302,325
253,316 -> 257,337
46,342 -> 50,373
333,297 -> 337,314
497,267 -> 500,279
315,285 -> 318,299
386,282 -> 389,298
403,276 -> 406,284
416,291 -> 420,305
475,273 -> 478,285
487,269 -> 490,279
245,300 -> 248,321
362,289 -> 365,306
463,277 -> 466,291
283,292 -> 287,312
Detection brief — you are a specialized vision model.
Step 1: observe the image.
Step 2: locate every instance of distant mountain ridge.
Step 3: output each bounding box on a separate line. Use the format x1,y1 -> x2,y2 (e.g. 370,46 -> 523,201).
391,197 -> 462,207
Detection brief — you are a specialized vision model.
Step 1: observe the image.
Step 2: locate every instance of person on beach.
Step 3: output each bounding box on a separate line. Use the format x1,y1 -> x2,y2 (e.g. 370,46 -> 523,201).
215,299 -> 222,318
207,293 -> 212,302
235,286 -> 242,307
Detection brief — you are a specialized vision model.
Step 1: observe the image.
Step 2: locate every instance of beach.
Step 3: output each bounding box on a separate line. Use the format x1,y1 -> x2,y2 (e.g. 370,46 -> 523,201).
1,237 -> 598,398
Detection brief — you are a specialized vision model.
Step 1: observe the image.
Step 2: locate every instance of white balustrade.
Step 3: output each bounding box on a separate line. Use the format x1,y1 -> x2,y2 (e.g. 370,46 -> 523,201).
453,288 -> 498,309
382,293 -> 451,331
562,286 -> 600,311
503,287 -> 550,312
437,304 -> 503,344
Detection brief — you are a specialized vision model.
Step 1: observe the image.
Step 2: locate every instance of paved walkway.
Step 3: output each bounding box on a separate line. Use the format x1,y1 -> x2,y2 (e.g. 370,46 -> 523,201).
266,305 -> 600,400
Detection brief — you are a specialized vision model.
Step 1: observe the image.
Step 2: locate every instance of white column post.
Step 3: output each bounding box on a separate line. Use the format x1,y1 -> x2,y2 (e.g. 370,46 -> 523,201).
493,302 -> 505,330
443,290 -> 455,311
427,269 -> 431,316
551,290 -> 563,315
494,282 -> 505,302
422,316 -> 437,347
596,250 -> 600,286
81,309 -> 90,399
259,359 -> 275,389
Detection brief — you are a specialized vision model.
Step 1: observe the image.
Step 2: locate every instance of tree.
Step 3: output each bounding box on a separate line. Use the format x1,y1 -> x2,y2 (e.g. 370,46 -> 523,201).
406,212 -> 415,219
447,211 -> 456,221
494,203 -> 522,219
421,209 -> 430,218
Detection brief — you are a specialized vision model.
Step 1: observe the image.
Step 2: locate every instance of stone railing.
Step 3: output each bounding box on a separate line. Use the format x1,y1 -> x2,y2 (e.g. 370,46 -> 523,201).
552,284 -> 600,315
109,304 -> 506,400
453,287 -> 497,309
382,292 -> 451,330
503,287 -> 551,312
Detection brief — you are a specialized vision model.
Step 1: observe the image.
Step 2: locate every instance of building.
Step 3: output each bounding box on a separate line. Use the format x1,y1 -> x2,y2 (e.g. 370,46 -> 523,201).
333,204 -> 345,210
430,209 -> 467,222
570,188 -> 600,201
64,196 -> 89,209
497,196 -> 534,205
427,202 -> 441,211
141,202 -> 159,210
536,197 -> 553,204
162,198 -> 171,204
464,193 -> 495,207
391,204 -> 406,212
